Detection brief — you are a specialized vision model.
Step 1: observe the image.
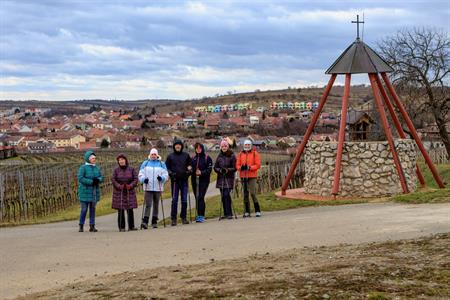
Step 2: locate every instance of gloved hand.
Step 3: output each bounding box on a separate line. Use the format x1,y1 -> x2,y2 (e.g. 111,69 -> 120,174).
220,168 -> 228,174
157,175 -> 162,182
241,165 -> 249,171
92,178 -> 99,186
120,184 -> 126,190
125,184 -> 132,190
144,178 -> 149,184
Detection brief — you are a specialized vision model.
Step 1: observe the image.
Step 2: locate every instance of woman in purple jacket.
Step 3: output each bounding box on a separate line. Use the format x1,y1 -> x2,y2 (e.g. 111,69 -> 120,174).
214,140 -> 237,219
112,154 -> 138,232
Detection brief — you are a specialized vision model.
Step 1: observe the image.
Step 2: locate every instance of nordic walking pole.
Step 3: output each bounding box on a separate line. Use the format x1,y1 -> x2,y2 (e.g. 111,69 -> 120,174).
218,168 -> 225,221
172,179 -> 177,224
195,155 -> 200,219
119,185 -> 124,231
158,179 -> 166,228
140,182 -> 147,229
195,175 -> 200,219
225,172 -> 237,219
187,180 -> 192,223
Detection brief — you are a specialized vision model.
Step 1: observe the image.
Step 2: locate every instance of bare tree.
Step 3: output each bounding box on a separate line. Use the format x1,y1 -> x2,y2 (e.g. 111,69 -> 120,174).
378,27 -> 450,158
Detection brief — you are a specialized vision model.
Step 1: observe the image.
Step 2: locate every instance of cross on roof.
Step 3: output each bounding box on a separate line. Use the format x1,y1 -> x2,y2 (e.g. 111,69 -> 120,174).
351,14 -> 364,40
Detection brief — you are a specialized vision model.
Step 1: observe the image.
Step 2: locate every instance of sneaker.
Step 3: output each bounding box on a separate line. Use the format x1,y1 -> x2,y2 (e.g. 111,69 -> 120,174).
119,228 -> 126,232
199,216 -> 206,223
195,216 -> 201,223
79,224 -> 84,232
227,215 -> 233,220
243,212 -> 251,218
255,212 -> 261,217
152,223 -> 158,229
182,218 -> 189,225
129,227 -> 138,231
171,219 -> 177,226
140,223 -> 148,230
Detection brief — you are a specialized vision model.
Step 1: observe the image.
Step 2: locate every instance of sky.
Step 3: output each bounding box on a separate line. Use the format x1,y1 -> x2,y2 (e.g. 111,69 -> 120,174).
0,0 -> 449,101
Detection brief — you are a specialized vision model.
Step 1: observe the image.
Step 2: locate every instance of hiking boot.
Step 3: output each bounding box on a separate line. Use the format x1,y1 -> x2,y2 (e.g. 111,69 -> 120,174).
79,224 -> 84,232
243,212 -> 251,218
255,212 -> 261,217
140,223 -> 148,230
227,215 -> 233,220
152,223 -> 158,229
171,219 -> 177,226
182,218 -> 189,225
89,225 -> 98,232
129,227 -> 138,231
119,228 -> 126,232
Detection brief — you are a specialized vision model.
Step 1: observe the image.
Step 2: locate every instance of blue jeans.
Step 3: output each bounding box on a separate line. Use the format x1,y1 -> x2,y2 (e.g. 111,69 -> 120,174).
79,202 -> 97,225
171,180 -> 188,219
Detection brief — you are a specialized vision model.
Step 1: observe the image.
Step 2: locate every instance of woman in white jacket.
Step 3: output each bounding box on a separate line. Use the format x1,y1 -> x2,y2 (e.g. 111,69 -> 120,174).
138,148 -> 169,229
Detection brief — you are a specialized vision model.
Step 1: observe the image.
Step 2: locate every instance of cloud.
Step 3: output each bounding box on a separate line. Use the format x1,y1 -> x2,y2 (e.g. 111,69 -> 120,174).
0,0 -> 449,100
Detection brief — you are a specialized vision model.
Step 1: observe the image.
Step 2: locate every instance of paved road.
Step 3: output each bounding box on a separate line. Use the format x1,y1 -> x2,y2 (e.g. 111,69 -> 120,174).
1,202 -> 449,299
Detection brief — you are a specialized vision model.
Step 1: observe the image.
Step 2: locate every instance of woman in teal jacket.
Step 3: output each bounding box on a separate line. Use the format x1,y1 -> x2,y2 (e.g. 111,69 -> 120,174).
77,150 -> 104,232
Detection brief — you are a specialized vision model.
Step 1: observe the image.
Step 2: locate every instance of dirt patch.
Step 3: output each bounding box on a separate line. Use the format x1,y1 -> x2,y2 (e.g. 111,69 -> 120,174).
18,233 -> 449,300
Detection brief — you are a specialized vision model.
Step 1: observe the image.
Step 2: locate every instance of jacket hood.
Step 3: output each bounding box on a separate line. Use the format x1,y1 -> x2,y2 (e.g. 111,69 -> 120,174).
194,142 -> 206,156
84,150 -> 96,163
220,148 -> 233,157
172,139 -> 184,152
116,153 -> 128,166
242,146 -> 256,153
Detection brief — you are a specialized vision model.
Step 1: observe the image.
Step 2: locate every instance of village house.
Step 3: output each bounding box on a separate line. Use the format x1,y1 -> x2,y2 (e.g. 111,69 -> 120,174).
46,132 -> 86,149
27,140 -> 55,153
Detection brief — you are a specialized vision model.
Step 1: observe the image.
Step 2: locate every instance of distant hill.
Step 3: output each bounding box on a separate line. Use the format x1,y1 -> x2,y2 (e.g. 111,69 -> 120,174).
2,85 -> 375,116
155,85 -> 375,115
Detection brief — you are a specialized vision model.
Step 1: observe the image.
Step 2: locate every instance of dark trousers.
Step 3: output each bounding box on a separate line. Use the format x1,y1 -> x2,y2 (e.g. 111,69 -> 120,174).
79,201 -> 96,225
171,180 -> 188,219
192,178 -> 209,217
118,209 -> 135,230
220,188 -> 233,217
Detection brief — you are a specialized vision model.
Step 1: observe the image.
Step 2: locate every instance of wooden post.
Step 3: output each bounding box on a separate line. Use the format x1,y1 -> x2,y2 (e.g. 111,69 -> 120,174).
0,173 -> 4,222
375,74 -> 426,186
331,74 -> 351,196
381,72 -> 445,188
369,73 -> 409,193
281,74 -> 337,195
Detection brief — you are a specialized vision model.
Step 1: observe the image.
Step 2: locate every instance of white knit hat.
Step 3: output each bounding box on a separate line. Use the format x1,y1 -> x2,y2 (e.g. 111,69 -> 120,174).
149,148 -> 159,159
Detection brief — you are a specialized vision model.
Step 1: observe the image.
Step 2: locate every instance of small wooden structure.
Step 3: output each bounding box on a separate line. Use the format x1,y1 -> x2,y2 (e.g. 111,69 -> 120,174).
347,110 -> 374,141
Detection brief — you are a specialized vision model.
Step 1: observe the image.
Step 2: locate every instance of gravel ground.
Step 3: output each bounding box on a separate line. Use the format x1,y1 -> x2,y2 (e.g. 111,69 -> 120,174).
18,233 -> 450,299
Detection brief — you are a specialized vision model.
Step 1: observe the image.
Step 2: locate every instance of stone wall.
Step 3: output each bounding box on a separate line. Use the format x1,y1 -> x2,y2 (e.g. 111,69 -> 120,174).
304,139 -> 417,197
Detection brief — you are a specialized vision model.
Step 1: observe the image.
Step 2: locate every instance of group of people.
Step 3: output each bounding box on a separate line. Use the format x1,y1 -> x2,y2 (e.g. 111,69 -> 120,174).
77,139 -> 262,232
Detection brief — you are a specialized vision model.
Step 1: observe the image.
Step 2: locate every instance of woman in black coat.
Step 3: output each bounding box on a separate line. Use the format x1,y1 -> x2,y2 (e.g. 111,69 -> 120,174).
214,140 -> 236,219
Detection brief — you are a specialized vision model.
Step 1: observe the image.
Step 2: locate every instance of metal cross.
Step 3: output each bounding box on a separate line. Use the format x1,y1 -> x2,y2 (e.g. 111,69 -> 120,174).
351,14 -> 364,40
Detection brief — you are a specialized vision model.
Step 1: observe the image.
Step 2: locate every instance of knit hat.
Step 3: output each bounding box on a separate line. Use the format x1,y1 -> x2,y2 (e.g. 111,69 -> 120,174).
244,139 -> 252,146
220,140 -> 229,147
149,148 -> 158,159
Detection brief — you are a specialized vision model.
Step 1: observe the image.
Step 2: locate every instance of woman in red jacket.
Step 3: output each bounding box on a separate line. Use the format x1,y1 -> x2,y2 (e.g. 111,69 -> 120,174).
236,140 -> 261,217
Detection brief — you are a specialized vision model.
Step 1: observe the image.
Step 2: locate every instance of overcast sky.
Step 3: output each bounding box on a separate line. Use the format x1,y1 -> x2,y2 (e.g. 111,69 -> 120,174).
1,0 -> 449,101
